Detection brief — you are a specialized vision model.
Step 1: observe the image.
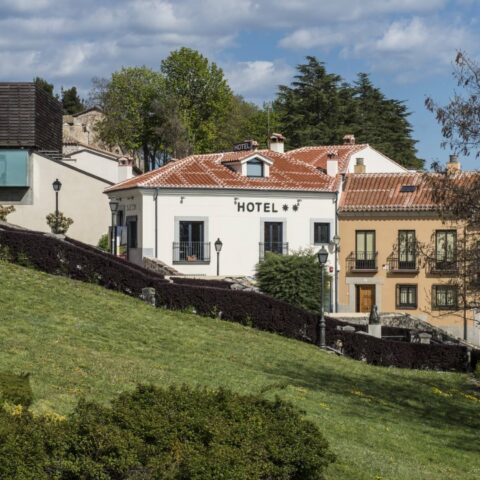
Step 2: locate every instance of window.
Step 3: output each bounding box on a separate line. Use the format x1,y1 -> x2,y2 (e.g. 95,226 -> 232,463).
175,220 -> 209,263
435,230 -> 456,269
398,230 -> 416,269
246,159 -> 264,177
400,185 -> 416,193
432,285 -> 458,310
0,150 -> 29,187
355,230 -> 376,269
314,222 -> 330,244
396,284 -> 417,309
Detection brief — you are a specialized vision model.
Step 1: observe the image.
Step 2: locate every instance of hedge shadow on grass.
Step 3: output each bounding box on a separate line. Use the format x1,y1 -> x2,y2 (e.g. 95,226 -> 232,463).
260,358 -> 480,453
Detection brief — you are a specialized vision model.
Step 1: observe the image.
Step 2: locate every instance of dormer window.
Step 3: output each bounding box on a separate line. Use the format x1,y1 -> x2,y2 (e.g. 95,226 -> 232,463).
246,159 -> 264,177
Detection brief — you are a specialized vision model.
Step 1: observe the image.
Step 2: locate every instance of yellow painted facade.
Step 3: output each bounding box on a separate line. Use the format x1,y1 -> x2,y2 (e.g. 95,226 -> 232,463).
338,213 -> 479,344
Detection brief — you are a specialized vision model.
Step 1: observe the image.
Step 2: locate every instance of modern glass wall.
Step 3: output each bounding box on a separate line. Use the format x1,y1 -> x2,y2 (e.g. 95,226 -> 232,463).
0,150 -> 29,187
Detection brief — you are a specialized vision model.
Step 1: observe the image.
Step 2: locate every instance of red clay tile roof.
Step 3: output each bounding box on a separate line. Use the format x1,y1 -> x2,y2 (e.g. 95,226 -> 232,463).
286,144 -> 368,172
339,173 -> 437,212
105,149 -> 336,193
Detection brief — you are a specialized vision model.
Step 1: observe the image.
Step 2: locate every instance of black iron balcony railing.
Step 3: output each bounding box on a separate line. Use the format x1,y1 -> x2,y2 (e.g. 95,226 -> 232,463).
259,242 -> 289,261
387,254 -> 419,273
346,251 -> 378,273
427,257 -> 458,275
173,242 -> 211,263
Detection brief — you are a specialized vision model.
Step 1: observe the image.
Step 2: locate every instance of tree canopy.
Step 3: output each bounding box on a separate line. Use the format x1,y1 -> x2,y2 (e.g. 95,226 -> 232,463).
61,86 -> 84,114
275,57 -> 423,169
90,51 -> 423,171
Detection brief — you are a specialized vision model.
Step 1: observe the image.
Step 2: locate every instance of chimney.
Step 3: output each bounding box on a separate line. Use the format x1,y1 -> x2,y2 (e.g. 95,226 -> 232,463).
118,156 -> 133,182
447,154 -> 461,174
354,157 -> 366,174
269,133 -> 285,153
343,134 -> 355,145
326,152 -> 338,176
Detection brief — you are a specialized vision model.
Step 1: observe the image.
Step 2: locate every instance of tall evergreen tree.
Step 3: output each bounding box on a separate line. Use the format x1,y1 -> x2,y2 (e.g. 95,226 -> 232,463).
275,57 -> 344,148
274,58 -> 423,169
350,73 -> 422,169
33,77 -> 55,97
61,86 -> 85,114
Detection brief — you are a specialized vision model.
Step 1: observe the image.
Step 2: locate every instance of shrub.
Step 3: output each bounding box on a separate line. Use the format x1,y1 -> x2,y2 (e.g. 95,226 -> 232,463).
256,249 -> 331,312
0,385 -> 335,479
46,211 -> 73,234
97,233 -> 110,252
0,205 -> 15,221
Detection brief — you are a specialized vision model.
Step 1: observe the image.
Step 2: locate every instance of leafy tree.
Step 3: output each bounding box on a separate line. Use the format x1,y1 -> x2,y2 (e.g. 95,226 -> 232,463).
161,47 -> 234,153
93,67 -> 165,171
256,249 -> 331,312
33,77 -> 55,97
426,51 -> 480,159
61,86 -> 84,114
275,57 -> 423,169
275,57 -> 344,148
351,73 -> 422,169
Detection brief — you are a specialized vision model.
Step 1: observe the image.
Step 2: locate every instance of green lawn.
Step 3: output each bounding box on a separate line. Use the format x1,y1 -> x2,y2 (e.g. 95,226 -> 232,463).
0,262 -> 479,479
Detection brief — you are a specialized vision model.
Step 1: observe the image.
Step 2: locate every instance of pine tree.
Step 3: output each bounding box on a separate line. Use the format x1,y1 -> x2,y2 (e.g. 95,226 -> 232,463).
61,86 -> 85,115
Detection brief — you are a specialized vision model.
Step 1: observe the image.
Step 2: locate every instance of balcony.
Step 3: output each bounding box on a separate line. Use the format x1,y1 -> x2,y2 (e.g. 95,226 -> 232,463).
387,254 -> 419,273
427,257 -> 458,275
259,242 -> 289,261
173,242 -> 211,264
346,251 -> 377,273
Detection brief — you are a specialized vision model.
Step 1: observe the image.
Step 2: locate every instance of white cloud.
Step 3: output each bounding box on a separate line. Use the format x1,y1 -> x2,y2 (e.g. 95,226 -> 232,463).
225,60 -> 294,102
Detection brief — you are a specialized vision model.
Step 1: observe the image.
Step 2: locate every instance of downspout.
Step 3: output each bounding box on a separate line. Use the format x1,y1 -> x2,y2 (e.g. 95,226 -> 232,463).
154,188 -> 159,258
335,190 -> 339,313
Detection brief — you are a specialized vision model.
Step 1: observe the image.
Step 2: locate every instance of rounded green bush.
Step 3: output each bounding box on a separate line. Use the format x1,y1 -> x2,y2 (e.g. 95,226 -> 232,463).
0,385 -> 335,479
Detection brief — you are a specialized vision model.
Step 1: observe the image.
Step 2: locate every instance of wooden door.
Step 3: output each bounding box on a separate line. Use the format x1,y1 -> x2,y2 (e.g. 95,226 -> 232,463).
356,285 -> 375,313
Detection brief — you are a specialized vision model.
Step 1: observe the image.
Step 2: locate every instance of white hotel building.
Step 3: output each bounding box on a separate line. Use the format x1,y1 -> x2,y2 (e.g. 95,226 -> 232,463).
105,135 -> 406,310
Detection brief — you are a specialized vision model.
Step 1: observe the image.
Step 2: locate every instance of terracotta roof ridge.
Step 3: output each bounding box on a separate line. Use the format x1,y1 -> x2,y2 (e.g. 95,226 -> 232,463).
288,143 -> 368,153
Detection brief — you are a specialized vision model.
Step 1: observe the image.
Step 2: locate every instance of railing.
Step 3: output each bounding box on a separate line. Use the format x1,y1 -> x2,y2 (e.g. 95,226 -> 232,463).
173,242 -> 211,263
387,254 -> 419,273
427,257 -> 458,275
259,242 -> 289,261
346,251 -> 377,273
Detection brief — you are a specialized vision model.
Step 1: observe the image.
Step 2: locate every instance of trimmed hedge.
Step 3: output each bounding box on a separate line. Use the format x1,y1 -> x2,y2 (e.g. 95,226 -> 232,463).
0,385 -> 335,479
329,331 -> 472,371
0,227 -> 168,297
0,226 -> 477,372
170,276 -> 234,289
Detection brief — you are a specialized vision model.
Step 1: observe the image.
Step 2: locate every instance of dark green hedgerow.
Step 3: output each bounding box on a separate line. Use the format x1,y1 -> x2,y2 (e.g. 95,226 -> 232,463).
0,385 -> 334,480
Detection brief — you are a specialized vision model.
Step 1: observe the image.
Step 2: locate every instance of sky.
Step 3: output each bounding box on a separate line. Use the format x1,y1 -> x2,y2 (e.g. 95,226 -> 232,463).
0,0 -> 479,168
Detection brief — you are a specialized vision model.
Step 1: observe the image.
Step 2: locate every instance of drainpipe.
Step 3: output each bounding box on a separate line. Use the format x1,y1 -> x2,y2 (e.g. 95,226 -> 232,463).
154,188 -> 159,258
334,191 -> 339,313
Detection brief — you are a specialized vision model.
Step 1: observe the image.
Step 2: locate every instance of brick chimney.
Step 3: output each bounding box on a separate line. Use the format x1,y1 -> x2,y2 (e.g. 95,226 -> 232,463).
343,134 -> 355,145
118,156 -> 133,182
353,157 -> 366,174
447,154 -> 461,174
269,133 -> 285,153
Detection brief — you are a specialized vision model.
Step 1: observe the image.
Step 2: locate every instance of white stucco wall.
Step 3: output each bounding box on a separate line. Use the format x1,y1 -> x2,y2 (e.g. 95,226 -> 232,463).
64,150 -> 120,183
109,188 -> 338,279
8,153 -> 111,245
347,146 -> 407,174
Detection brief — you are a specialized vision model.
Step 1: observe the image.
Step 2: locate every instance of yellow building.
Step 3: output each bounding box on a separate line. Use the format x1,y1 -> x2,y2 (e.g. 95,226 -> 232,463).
338,171 -> 479,345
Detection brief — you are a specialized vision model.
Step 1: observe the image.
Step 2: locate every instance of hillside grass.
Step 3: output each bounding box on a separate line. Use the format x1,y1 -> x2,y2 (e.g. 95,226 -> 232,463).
0,262 -> 479,480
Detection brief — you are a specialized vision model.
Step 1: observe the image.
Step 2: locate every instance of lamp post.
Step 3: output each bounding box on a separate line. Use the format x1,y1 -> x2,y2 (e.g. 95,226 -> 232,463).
109,200 -> 119,255
317,245 -> 329,348
214,238 -> 223,276
52,179 -> 62,234
330,234 -> 340,313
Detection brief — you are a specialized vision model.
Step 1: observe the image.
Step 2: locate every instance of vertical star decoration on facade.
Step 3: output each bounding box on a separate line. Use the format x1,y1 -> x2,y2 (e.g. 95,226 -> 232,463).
282,204 -> 289,211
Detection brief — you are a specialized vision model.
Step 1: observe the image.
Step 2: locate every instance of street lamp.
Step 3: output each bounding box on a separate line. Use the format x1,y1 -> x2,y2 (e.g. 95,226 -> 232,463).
52,179 -> 62,234
214,238 -> 223,276
317,245 -> 329,348
109,200 -> 119,255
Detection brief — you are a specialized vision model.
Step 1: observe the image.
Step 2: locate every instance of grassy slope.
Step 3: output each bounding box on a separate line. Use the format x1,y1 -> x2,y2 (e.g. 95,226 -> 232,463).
0,262 -> 479,480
